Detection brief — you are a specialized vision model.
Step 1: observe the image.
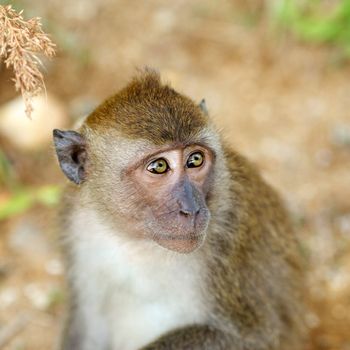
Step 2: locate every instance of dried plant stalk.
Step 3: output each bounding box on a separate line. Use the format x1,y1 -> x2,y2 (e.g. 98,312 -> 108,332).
0,5 -> 56,118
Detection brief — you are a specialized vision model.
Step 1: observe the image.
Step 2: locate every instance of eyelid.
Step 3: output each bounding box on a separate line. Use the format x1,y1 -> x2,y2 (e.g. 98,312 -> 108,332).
147,157 -> 168,167
185,145 -> 206,158
188,150 -> 204,158
189,142 -> 216,161
142,156 -> 161,170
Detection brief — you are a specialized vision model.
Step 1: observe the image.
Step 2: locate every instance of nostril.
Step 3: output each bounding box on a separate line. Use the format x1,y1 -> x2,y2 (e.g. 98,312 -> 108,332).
179,207 -> 200,217
177,196 -> 200,217
180,209 -> 191,216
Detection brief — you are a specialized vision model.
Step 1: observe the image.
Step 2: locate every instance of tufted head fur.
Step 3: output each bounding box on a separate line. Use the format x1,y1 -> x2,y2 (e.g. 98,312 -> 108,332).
85,69 -> 208,144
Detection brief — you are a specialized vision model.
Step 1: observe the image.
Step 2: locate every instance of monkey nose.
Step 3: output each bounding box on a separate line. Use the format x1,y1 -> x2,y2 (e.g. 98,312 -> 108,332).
176,181 -> 201,218
178,203 -> 200,217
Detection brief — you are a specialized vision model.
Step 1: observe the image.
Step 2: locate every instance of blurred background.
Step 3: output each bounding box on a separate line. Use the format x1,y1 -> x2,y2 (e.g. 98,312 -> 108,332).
0,0 -> 350,349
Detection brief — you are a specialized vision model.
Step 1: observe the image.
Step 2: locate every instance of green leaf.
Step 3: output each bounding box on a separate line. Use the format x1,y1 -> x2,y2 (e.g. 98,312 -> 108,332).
0,185 -> 62,221
0,191 -> 34,220
36,185 -> 62,206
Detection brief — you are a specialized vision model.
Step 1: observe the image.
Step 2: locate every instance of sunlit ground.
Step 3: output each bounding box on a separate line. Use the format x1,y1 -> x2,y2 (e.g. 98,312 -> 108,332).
1,1 -> 350,349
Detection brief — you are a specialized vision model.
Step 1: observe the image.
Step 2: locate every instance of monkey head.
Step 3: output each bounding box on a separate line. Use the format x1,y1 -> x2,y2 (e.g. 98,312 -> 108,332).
53,71 -> 224,254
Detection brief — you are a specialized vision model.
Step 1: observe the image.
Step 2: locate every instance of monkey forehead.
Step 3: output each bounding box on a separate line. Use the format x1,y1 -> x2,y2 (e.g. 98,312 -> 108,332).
83,127 -> 220,170
85,71 -> 207,145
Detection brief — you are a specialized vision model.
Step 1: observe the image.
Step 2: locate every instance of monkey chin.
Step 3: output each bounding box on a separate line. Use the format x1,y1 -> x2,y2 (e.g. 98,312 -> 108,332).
153,232 -> 206,254
147,210 -> 210,253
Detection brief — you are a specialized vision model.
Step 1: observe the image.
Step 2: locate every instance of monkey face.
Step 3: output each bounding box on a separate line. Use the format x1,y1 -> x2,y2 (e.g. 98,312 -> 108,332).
53,128 -> 216,254
53,71 -> 222,254
126,145 -> 214,253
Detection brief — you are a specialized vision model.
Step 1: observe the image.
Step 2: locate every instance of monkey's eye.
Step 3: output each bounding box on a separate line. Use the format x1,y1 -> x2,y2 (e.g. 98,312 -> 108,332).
187,151 -> 204,168
147,158 -> 169,174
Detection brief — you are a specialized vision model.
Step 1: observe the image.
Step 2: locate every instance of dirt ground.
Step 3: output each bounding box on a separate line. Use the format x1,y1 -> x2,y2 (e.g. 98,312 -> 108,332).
1,1 -> 350,349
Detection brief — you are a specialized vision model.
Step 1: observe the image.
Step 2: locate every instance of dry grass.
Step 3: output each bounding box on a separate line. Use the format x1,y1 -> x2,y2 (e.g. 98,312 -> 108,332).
0,5 -> 56,118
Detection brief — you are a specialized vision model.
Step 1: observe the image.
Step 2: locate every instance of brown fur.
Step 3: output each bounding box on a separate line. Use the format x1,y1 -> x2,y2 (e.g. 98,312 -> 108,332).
86,69 -> 207,145
55,70 -> 305,350
203,148 -> 305,349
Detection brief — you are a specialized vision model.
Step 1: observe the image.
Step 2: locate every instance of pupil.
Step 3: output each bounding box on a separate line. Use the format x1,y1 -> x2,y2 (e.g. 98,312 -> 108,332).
155,160 -> 166,172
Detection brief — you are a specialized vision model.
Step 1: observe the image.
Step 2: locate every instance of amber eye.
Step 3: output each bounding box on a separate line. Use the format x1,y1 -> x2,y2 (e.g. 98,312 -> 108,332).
187,151 -> 204,168
147,158 -> 169,174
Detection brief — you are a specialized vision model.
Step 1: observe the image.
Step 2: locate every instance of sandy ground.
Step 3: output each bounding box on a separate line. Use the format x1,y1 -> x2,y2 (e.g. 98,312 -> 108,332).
1,1 -> 350,349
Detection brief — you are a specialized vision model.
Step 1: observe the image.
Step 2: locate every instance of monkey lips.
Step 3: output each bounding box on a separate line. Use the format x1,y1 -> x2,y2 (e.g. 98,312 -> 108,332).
148,207 -> 211,254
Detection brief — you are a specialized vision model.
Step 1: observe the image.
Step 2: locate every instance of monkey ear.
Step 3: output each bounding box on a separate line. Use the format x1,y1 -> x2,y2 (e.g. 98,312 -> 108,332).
53,129 -> 87,184
199,98 -> 208,116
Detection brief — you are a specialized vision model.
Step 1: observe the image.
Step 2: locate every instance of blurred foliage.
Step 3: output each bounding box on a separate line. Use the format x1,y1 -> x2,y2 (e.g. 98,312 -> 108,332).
46,287 -> 65,313
0,0 -> 24,8
274,0 -> 350,54
0,148 -> 16,189
0,0 -> 91,66
1,142 -> 63,220
0,185 -> 62,221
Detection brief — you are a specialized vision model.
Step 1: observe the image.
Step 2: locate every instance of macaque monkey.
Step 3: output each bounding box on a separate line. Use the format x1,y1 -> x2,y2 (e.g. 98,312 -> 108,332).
53,70 -> 304,350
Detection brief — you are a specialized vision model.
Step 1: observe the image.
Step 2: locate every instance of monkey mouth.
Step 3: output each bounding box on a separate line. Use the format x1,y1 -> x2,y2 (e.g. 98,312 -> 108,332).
152,231 -> 206,254
147,211 -> 210,253
160,232 -> 202,241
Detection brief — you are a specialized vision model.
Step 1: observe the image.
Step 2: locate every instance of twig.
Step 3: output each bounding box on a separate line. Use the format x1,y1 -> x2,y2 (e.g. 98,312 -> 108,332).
0,5 -> 56,118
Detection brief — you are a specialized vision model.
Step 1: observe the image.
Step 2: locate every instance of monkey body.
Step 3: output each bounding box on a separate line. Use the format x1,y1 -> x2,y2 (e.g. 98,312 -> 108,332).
54,71 -> 304,350
63,205 -> 206,350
